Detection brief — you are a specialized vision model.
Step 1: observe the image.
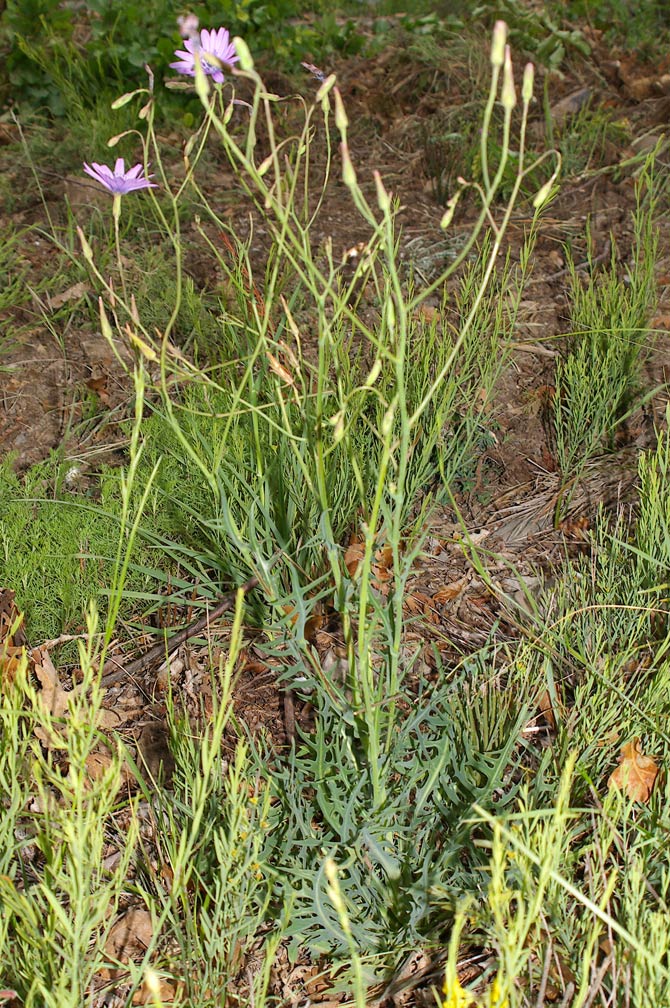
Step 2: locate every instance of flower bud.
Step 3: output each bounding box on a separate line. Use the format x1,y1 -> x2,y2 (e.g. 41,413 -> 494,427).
381,400 -> 396,438
233,36 -> 254,72
522,62 -> 534,106
533,177 -> 556,209
491,21 -> 507,68
374,170 -> 390,212
316,73 -> 337,103
77,226 -> 94,263
99,297 -> 114,341
341,141 -> 357,189
501,45 -> 516,110
440,192 -> 460,230
111,88 -> 145,109
334,87 -> 348,134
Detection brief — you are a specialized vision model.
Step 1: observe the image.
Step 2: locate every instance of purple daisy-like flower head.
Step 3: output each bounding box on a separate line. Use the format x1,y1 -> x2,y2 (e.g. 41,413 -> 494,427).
83,158 -> 157,195
170,27 -> 238,84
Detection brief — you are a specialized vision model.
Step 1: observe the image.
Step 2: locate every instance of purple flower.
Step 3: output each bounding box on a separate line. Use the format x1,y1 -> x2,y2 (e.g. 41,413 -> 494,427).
170,27 -> 238,84
83,158 -> 157,195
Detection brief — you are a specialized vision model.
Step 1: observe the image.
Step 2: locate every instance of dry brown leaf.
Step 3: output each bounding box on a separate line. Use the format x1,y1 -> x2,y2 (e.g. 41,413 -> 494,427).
404,592 -> 440,624
537,689 -> 557,731
608,739 -> 659,802
85,749 -> 114,782
49,281 -> 89,310
432,579 -> 466,604
33,647 -> 68,718
413,304 -> 440,324
344,539 -> 394,592
33,647 -> 71,747
344,541 -> 365,578
132,975 -> 180,1005
651,311 -> 670,330
105,909 -> 154,963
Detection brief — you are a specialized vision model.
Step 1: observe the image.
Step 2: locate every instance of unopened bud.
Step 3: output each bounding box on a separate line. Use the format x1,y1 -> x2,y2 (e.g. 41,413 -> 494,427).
491,21 -> 507,68
334,87 -> 348,134
374,170 -> 390,212
77,226 -> 94,262
316,73 -> 336,103
233,37 -> 254,72
107,130 -> 133,148
194,52 -> 211,101
329,409 -> 345,443
364,359 -> 382,387
533,177 -> 555,209
341,142 -> 357,189
522,62 -> 534,106
111,88 -> 145,109
501,45 -> 516,110
381,400 -> 396,438
99,297 -> 113,341
440,192 -> 460,230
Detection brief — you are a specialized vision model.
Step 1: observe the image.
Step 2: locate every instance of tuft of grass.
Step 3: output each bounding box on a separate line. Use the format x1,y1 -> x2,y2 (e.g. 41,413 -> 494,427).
552,161 -> 658,519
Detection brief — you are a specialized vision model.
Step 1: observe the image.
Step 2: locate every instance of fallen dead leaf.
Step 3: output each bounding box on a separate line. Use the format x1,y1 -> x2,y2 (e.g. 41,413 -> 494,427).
105,909 -> 154,963
49,281 -> 89,310
432,579 -> 466,604
537,689 -> 557,731
33,647 -> 71,748
33,647 -> 68,718
608,738 -> 659,802
132,974 -> 180,1005
344,538 -> 394,593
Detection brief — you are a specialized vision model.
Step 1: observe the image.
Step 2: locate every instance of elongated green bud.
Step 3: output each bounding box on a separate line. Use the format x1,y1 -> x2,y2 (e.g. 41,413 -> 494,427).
99,297 -> 114,341
533,177 -> 555,209
374,170 -> 390,212
111,88 -> 146,109
234,36 -> 254,71
334,87 -> 348,134
491,20 -> 507,68
440,192 -> 460,230
364,359 -> 382,387
77,226 -> 93,262
381,400 -> 396,438
194,52 -> 210,102
341,141 -> 357,189
501,45 -> 516,110
107,130 -> 133,148
316,73 -> 336,102
329,409 -> 345,443
522,62 -> 534,106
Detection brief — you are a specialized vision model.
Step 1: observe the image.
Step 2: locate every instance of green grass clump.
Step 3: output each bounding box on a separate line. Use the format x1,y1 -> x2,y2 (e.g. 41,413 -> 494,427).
552,167 -> 658,518
0,459 -> 157,645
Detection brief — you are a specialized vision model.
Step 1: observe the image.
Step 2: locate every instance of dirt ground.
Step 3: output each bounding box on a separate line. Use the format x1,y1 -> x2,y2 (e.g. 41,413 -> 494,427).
2,18 -> 670,777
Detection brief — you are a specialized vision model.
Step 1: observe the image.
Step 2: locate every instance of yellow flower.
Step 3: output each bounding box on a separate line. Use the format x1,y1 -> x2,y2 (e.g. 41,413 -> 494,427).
489,975 -> 508,1008
442,978 -> 474,1008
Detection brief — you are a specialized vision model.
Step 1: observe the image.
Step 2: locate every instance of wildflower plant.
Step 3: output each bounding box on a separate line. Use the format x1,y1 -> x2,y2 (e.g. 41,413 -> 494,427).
71,13 -> 565,996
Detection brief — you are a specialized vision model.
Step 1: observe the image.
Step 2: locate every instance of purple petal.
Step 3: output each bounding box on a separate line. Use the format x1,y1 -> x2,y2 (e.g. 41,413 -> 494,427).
113,157 -> 125,175
83,163 -> 107,187
125,163 -> 144,179
92,162 -> 114,180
